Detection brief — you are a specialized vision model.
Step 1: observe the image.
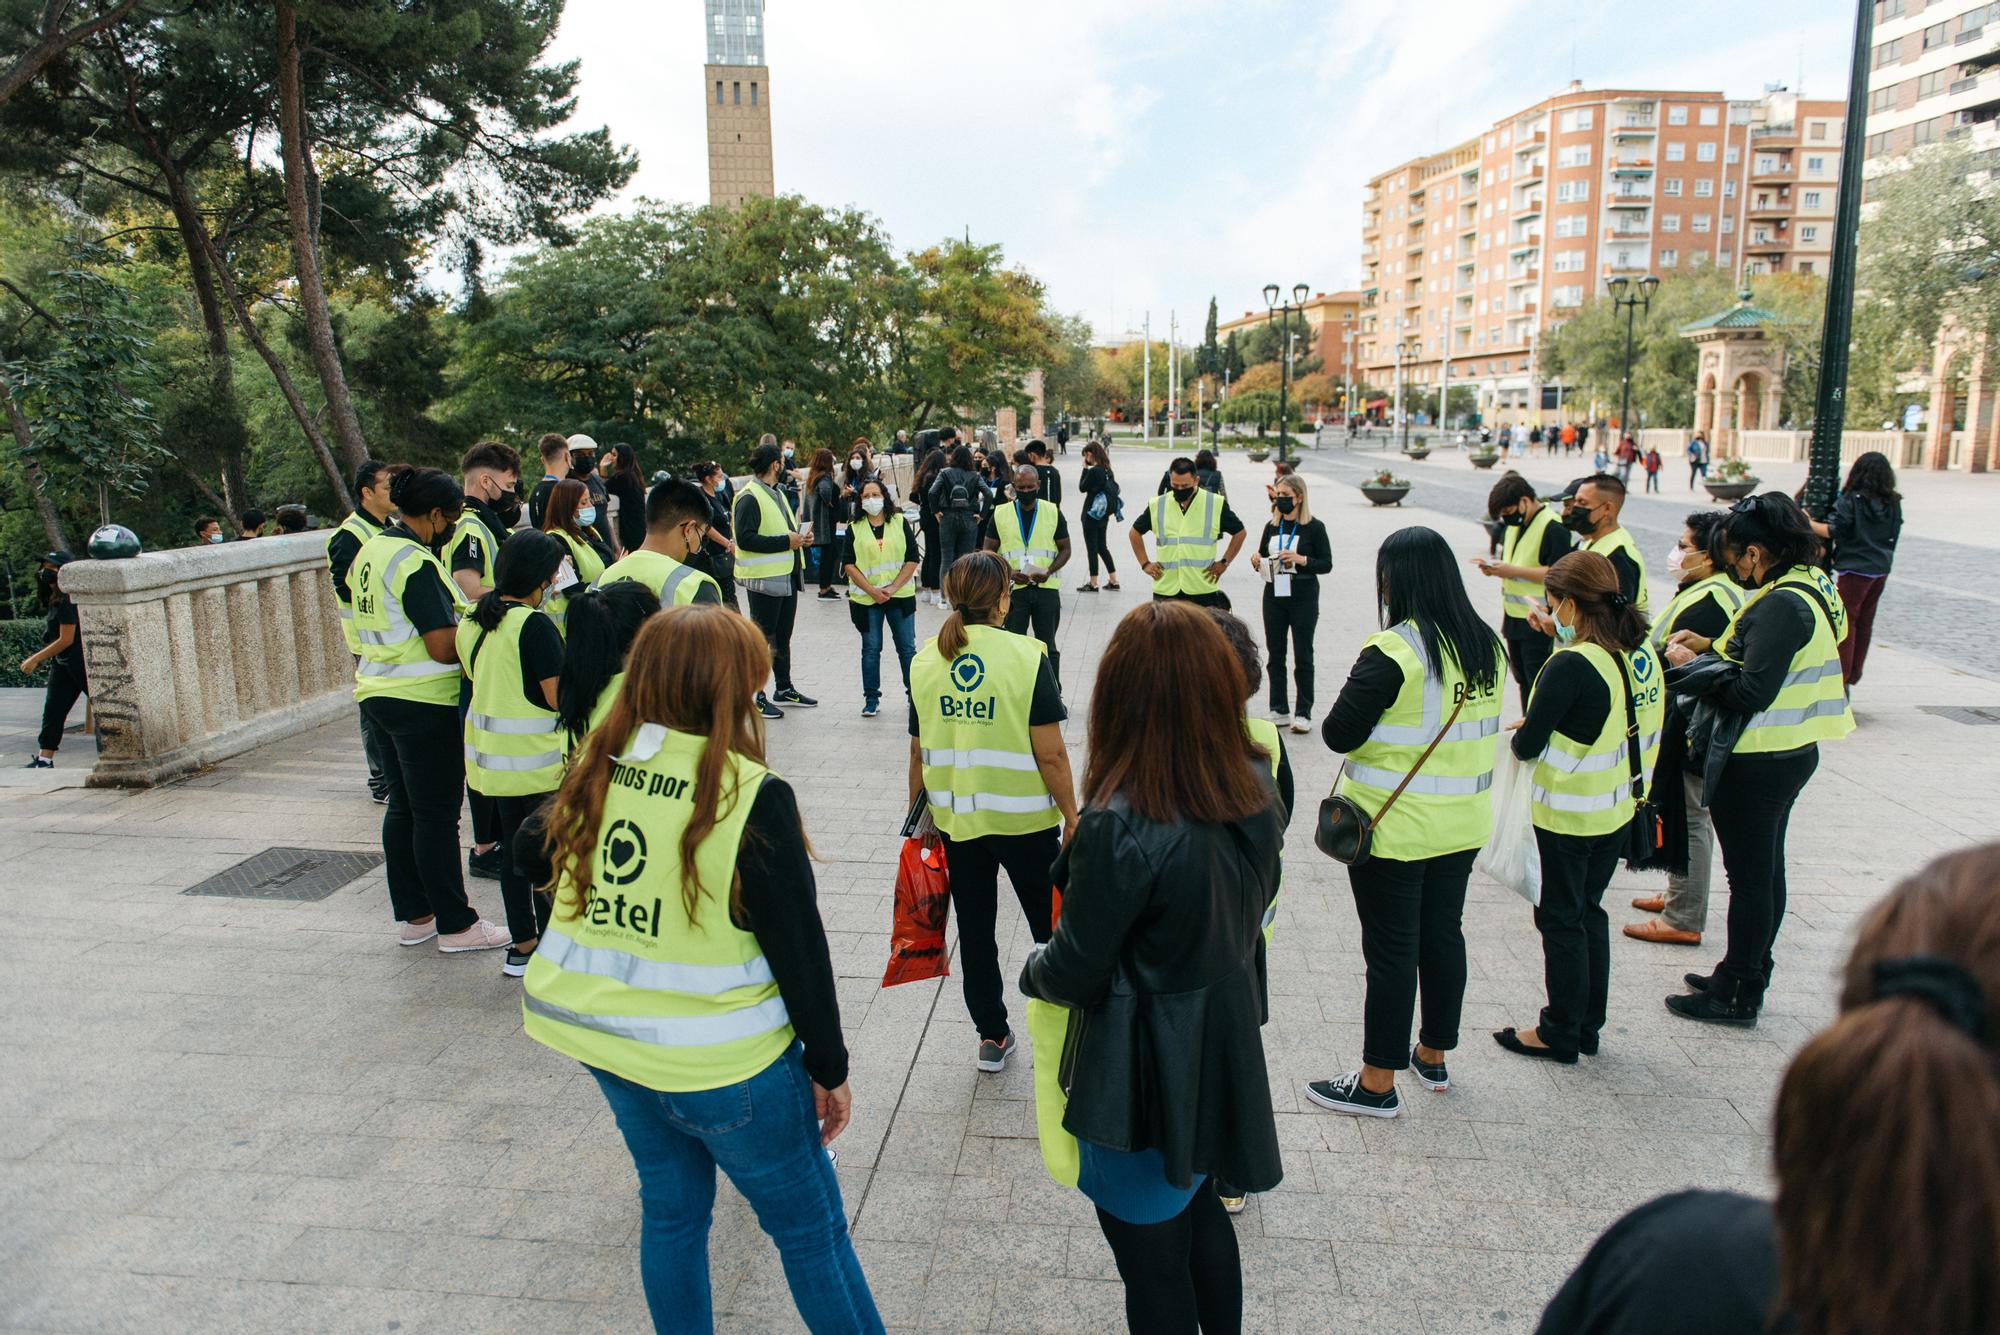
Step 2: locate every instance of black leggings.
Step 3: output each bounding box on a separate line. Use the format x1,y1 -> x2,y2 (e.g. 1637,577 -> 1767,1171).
38,661 -> 87,752
938,826 -> 1058,1041
1095,1187 -> 1242,1334
1711,746 -> 1818,998
492,791 -> 555,947
361,694 -> 477,935
1081,513 -> 1117,577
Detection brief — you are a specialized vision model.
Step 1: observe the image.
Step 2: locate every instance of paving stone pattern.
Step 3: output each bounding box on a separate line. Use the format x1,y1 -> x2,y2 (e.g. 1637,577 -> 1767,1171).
5,446 -> 1998,1333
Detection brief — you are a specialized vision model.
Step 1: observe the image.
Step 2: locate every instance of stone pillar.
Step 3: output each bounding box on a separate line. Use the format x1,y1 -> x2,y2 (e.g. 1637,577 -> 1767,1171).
1024,369 -> 1046,441
1964,340 -> 1990,473
1694,384 -> 1714,436
60,532 -> 361,787
995,407 -> 1018,449
1759,378 -> 1780,430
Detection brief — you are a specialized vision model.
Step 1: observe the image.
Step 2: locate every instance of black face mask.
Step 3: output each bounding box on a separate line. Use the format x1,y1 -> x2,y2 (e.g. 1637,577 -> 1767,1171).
490,487 -> 522,527
1560,505 -> 1595,533
1273,496 -> 1296,516
1500,510 -> 1526,526
1172,485 -> 1197,503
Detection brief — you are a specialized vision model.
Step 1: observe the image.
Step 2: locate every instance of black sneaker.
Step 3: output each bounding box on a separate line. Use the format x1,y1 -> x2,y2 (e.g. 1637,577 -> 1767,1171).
1303,1071 -> 1401,1119
467,845 -> 505,880
369,789 -> 389,805
756,692 -> 784,720
22,756 -> 52,770
1409,1046 -> 1449,1092
502,948 -> 533,979
861,699 -> 880,718
816,588 -> 842,600
975,1033 -> 1014,1073
1684,971 -> 1716,993
774,688 -> 817,708
1665,988 -> 1760,1027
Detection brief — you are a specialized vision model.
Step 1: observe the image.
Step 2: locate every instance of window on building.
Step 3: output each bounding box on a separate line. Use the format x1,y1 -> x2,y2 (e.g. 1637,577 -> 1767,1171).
1801,225 -> 1820,242
1913,115 -> 1942,145
1668,105 -> 1689,125
750,81 -> 759,107
1666,143 -> 1686,162
1923,21 -> 1948,50
1810,121 -> 1830,140
713,13 -> 725,33
1661,177 -> 1681,196
715,80 -> 724,105
1877,0 -> 1905,16
1798,259 -> 1814,274
1803,189 -> 1823,208
1756,154 -> 1778,173
1725,145 -> 1740,164
732,81 -> 741,104
1918,70 -> 1946,99
1660,248 -> 1679,267
1723,180 -> 1737,198
1661,213 -> 1682,231
1873,37 -> 1901,68
1697,143 -> 1717,162
1692,213 -> 1712,232
1700,106 -> 1720,126
1805,154 -> 1827,174
1872,83 -> 1898,112
1721,215 -> 1735,234
1695,178 -> 1715,197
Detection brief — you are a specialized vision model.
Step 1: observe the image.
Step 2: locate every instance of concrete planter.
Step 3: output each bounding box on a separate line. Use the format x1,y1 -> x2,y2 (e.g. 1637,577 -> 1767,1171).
1469,451 -> 1500,469
1704,479 -> 1759,501
1361,484 -> 1411,507
1402,447 -> 1431,461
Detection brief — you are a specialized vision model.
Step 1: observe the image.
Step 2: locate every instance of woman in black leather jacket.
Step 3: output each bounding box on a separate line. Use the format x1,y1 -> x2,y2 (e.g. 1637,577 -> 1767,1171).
1020,600 -> 1285,1335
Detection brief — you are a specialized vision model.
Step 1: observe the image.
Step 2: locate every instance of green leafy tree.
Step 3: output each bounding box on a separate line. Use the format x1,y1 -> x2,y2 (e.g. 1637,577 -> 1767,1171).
1860,140 -> 2000,352
1197,296 -> 1219,377
1222,329 -> 1246,382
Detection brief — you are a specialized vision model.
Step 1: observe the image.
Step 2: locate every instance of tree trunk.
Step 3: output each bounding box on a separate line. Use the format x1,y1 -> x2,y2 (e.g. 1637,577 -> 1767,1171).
275,0 -> 368,472
158,160 -> 251,516
0,0 -> 141,107
0,362 -> 73,551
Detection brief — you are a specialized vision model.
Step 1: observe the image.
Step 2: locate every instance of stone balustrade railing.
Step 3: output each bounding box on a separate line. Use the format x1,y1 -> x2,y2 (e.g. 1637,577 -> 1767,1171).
61,532 -> 353,787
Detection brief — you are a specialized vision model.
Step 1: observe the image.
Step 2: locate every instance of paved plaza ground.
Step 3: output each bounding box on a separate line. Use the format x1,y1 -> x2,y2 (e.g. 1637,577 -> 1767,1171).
6,445 -> 1999,1333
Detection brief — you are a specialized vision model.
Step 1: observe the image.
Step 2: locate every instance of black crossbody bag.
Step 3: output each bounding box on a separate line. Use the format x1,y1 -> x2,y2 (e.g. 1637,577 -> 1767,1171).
1619,656 -> 1667,869
1315,695 -> 1465,868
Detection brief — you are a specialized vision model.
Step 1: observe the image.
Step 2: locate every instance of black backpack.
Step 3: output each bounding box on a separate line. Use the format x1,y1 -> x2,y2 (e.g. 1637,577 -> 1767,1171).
947,470 -> 972,512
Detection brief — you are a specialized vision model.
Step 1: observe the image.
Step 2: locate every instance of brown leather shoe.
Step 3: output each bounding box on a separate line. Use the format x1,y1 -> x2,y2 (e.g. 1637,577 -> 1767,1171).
1623,918 -> 1700,946
1630,894 -> 1666,913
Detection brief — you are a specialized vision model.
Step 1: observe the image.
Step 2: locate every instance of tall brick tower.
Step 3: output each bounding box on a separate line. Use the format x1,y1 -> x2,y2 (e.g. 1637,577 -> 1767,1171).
704,0 -> 773,207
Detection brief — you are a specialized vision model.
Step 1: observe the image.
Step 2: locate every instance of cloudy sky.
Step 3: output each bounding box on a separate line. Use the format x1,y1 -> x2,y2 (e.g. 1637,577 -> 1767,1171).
548,0 -> 1853,342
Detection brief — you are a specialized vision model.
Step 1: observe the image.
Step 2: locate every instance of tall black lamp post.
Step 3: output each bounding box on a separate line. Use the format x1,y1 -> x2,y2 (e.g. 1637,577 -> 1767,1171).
1264,281 -> 1311,463
1607,274 -> 1660,448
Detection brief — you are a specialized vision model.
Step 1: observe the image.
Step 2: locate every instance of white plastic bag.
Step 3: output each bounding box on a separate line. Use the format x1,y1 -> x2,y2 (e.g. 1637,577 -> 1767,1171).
1477,743 -> 1542,907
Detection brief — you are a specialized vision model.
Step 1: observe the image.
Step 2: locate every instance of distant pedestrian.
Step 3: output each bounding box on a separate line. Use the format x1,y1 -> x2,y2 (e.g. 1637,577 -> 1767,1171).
275,506 -> 308,534
1576,422 -> 1592,457
1614,433 -> 1637,485
1250,475 -> 1330,732
20,550 -> 84,770
1808,450 -> 1903,689
1560,422 -> 1577,455
600,442 -> 647,557
805,448 -> 845,600
1076,440 -> 1122,592
194,516 -> 223,546
1529,424 -> 1543,454
1642,445 -> 1662,493
927,445 -> 992,609
237,508 -> 265,540
1687,432 -> 1710,489
526,433 -> 569,530
1593,445 -> 1610,473
912,440 -> 948,596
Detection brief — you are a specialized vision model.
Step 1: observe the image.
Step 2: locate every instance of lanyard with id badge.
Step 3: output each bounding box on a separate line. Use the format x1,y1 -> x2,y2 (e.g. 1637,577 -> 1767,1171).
1269,521 -> 1297,598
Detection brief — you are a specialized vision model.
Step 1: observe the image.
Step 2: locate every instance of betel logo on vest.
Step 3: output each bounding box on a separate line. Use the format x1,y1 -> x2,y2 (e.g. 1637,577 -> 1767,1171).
941,653 -> 993,718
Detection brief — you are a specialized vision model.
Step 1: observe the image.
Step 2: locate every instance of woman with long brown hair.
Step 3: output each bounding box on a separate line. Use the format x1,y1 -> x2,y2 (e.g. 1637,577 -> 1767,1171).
908,551 -> 1078,1071
521,605 -> 878,1333
805,447 -> 844,599
539,478 -> 610,633
1020,600 -> 1286,1335
1539,843 -> 2000,1334
1076,439 -> 1121,592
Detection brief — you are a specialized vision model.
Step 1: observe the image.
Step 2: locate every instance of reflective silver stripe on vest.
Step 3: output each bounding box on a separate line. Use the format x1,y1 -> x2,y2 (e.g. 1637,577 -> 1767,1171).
1542,730 -> 1661,774
464,745 -> 565,771
656,561 -> 696,602
1345,762 -> 1494,796
1261,898 -> 1279,931
468,712 -> 559,736
921,746 -> 1041,772
522,992 -> 792,1048
1746,696 -> 1849,731
929,790 -> 1058,815
1367,624 -> 1502,746
537,927 -> 778,995
335,606 -> 354,620
359,658 -> 458,679
1530,783 -> 1630,813
1154,491 -> 1218,545
1778,659 -> 1842,690
862,562 -> 901,582
1503,592 -> 1537,609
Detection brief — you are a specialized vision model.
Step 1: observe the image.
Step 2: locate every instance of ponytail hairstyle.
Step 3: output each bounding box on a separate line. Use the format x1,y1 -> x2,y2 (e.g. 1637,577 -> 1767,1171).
937,550 -> 1012,660
545,605 -> 777,925
470,529 -> 565,632
1773,844 -> 2000,1335
1717,492 -> 1819,579
1542,550 -> 1649,653
555,580 -> 661,742
387,467 -> 463,533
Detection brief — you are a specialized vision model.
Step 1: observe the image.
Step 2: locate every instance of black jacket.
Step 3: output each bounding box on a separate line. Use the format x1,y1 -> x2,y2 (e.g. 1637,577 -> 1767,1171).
1827,492 -> 1902,576
1020,775 -> 1287,1193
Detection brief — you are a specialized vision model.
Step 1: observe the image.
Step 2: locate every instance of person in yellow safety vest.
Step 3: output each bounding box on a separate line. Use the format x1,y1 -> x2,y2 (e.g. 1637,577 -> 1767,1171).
1553,472 -> 1649,618
843,478 -> 921,718
1305,527 -> 1506,1116
518,606 -> 882,1333
907,551 -> 1079,1073
1661,493 -> 1852,1028
446,441 -> 525,881
456,530 -> 568,979
982,464 -> 1072,683
1475,472 -> 1574,702
1127,455 -> 1248,607
325,457 -> 400,804
345,467 -> 510,955
538,479 -> 610,636
1625,511 -> 1748,949
1201,605 -> 1296,1216
1494,551 -> 1663,1065
592,477 -> 723,608
734,439 -> 816,720
552,580 -> 661,756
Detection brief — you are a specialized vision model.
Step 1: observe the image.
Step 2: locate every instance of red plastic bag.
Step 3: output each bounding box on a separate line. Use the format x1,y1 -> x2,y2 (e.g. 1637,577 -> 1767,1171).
882,833 -> 951,986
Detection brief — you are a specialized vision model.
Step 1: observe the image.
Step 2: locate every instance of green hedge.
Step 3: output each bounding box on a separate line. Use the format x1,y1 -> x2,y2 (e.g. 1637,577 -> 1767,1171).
0,618 -> 50,689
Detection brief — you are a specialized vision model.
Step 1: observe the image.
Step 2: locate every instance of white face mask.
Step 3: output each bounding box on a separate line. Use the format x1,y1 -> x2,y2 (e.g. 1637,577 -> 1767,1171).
862,496 -> 885,517
1666,545 -> 1687,579
577,506 -> 597,527
849,457 -> 864,471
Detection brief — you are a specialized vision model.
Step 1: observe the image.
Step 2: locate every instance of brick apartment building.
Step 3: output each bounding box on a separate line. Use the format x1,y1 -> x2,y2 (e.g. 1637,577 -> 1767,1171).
1357,84 -> 1845,425
1215,291 -> 1364,394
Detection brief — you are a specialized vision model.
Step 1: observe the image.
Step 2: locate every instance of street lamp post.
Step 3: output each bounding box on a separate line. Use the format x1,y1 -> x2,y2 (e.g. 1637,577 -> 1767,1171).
1264,281 -> 1311,464
1393,337 -> 1408,453
1607,274 -> 1660,452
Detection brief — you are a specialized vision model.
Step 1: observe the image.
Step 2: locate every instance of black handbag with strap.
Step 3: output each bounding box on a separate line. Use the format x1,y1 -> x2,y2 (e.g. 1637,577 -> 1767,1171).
1315,694 -> 1466,868
1618,654 -> 1668,870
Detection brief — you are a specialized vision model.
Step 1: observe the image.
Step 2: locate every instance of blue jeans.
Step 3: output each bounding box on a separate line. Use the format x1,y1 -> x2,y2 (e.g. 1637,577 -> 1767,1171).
587,1048 -> 881,1334
857,601 -> 916,704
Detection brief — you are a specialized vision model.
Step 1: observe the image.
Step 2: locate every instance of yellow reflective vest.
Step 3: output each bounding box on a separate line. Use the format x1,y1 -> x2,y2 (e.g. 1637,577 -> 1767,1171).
1585,525 -> 1650,619
1335,622 -> 1504,860
911,624 -> 1058,839
326,511 -> 379,654
346,529 -> 461,706
1501,505 -> 1560,621
1650,573 -> 1745,651
1718,566 -> 1854,754
1146,489 -> 1224,597
456,603 -> 564,797
1245,715 -> 1284,944
991,499 -> 1063,591
1528,640 -> 1665,837
523,725 -> 796,1093
594,548 -> 718,605
441,511 -> 500,608
733,480 -> 800,586
544,529 -> 606,635
848,515 -> 918,604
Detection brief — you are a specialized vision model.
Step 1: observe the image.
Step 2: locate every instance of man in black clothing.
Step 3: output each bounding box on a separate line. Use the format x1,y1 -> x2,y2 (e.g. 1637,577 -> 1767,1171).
237,509 -> 264,540
1026,439 -> 1062,508
983,464 -> 1071,684
450,441 -> 522,605
20,550 -> 84,769
734,440 -> 816,718
1557,474 -> 1645,611
525,433 -> 569,530
564,434 -> 615,552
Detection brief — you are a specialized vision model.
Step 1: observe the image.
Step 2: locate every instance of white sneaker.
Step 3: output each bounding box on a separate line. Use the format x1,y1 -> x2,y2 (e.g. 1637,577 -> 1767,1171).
398,920 -> 438,947
1291,713 -> 1311,734
1269,705 -> 1290,721
438,919 -> 510,953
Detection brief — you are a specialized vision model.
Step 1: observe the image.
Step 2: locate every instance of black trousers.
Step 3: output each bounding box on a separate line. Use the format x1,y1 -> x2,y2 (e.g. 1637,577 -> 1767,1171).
1532,826 -> 1624,1053
37,661 -> 87,752
1095,1188 -> 1242,1335
1710,746 -> 1818,999
1154,590 -> 1227,608
1260,586 -> 1320,715
919,508 -> 942,590
361,695 -> 477,935
1504,623 -> 1553,707
938,826 -> 1059,1041
938,513 -> 982,584
1004,586 -> 1061,684
491,790 -> 555,947
1347,849 -> 1474,1070
1080,514 -> 1117,577
744,589 -> 798,692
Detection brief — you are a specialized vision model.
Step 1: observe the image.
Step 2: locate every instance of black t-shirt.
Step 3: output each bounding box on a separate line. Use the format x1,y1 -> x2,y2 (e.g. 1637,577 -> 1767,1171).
449,502 -> 506,580
909,650 -> 1065,737
980,500 -> 1070,549
1131,492 -> 1245,537
1537,1191 -> 1788,1335
44,598 -> 84,673
526,474 -> 562,530
389,528 -> 459,635
1604,547 -> 1642,609
1664,581 -> 1733,643
1034,462 -> 1062,508
841,516 -> 923,573
462,605 -> 564,712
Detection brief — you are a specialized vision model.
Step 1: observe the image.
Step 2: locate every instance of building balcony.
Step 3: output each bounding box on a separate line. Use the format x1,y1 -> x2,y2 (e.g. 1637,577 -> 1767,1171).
1514,196 -> 1544,217
1602,261 -> 1650,276
1608,195 -> 1652,208
1745,237 -> 1787,254
1508,267 -> 1540,284
1611,160 -> 1654,175
1747,199 -> 1791,217
1518,161 -> 1545,185
1612,125 -> 1656,139
1751,162 -> 1793,184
